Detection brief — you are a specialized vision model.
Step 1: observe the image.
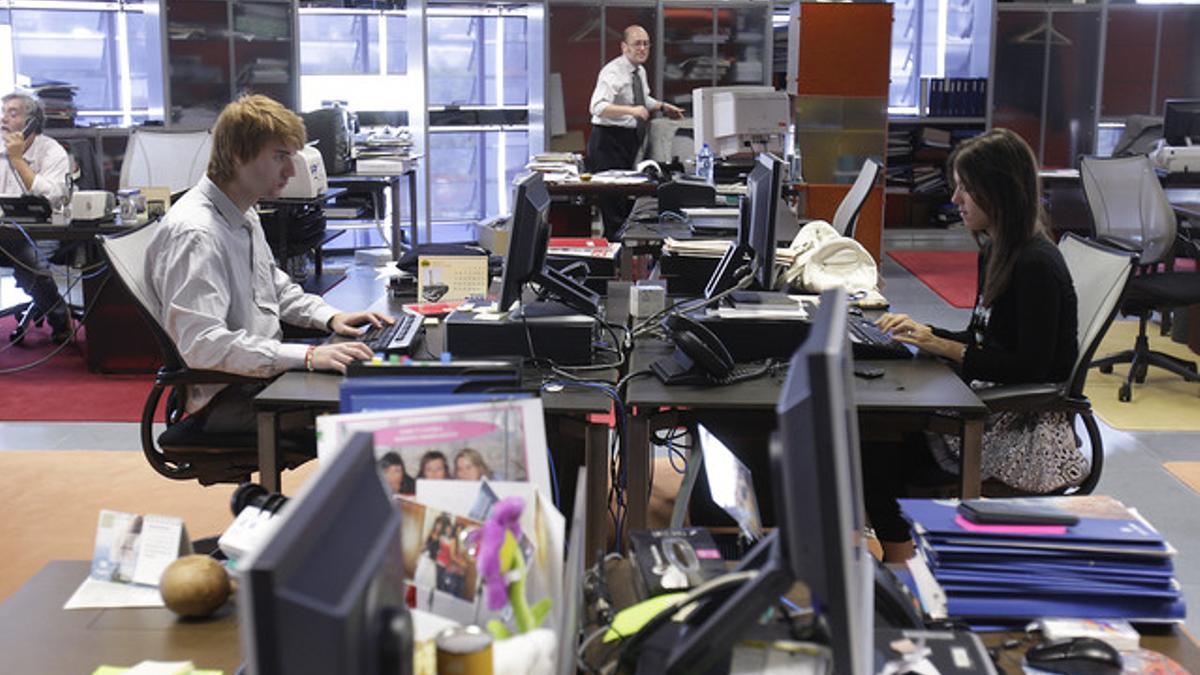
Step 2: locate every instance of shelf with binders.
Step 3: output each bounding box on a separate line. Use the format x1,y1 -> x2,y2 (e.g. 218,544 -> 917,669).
884,119 -> 984,228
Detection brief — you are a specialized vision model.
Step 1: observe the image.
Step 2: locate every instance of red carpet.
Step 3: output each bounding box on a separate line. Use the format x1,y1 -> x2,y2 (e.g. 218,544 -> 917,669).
888,250 -> 978,309
0,316 -> 155,422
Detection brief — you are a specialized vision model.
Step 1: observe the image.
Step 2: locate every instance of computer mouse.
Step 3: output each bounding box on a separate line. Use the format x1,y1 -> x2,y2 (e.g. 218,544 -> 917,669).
1025,637 -> 1123,675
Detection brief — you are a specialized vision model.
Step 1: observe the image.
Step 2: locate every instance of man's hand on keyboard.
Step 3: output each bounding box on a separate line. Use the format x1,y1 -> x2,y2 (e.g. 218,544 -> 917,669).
312,342 -> 376,374
876,312 -> 965,362
329,310 -> 394,337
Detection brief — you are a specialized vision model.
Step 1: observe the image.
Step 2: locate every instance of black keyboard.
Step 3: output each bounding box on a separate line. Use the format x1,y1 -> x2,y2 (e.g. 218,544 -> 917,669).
846,314 -> 915,360
359,309 -> 424,355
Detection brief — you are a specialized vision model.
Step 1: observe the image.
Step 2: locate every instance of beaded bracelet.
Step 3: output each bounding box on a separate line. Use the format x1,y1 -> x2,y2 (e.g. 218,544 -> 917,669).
305,345 -> 316,372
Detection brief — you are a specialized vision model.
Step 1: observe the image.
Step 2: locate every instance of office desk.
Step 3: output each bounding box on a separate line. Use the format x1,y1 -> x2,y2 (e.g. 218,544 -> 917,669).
12,222 -> 159,372
618,215 -> 802,281
546,179 -> 658,199
621,340 -> 988,542
255,294 -> 619,563
0,561 -> 240,674
329,162 -> 419,258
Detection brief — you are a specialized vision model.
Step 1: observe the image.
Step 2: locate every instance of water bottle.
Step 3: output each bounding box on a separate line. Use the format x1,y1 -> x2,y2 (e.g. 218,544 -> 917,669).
697,143 -> 714,185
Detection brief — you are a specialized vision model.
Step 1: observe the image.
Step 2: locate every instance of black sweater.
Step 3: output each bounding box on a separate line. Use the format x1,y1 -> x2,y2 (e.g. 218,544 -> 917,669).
931,237 -> 1078,385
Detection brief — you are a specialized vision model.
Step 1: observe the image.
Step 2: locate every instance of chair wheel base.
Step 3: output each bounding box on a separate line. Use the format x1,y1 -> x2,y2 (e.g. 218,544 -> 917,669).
1118,384 -> 1132,402
1099,364 -> 1113,374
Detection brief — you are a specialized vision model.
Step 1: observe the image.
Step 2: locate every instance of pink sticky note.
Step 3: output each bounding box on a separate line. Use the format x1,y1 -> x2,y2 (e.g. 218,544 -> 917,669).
954,514 -> 1068,536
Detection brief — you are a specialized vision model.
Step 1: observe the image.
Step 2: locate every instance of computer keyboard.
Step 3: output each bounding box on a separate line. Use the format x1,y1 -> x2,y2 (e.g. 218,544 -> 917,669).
846,314 -> 915,360
359,309 -> 424,355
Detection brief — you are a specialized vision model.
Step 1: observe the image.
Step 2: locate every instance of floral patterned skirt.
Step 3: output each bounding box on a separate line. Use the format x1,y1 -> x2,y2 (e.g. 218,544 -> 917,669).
935,410 -> 1089,494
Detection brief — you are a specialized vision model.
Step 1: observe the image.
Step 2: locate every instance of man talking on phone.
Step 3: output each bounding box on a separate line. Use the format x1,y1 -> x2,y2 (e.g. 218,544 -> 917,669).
0,91 -> 71,344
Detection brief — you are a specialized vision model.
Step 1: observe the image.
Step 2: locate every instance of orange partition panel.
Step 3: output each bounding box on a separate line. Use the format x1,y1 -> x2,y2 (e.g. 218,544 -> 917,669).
794,3 -> 892,98
799,184 -> 883,262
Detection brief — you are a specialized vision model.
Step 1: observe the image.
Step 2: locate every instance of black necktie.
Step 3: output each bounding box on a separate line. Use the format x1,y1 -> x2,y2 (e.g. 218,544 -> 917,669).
631,66 -> 648,145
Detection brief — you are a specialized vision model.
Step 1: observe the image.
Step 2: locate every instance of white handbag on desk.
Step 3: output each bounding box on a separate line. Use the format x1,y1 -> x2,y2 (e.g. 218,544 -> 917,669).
782,219 -> 880,294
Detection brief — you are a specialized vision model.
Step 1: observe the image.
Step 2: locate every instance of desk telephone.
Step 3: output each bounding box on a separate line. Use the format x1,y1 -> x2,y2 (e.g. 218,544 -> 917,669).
651,313 -> 771,386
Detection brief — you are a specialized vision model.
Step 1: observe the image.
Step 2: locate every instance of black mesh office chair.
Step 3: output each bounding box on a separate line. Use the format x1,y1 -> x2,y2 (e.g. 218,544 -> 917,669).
1080,155 -> 1200,402
98,223 -> 313,486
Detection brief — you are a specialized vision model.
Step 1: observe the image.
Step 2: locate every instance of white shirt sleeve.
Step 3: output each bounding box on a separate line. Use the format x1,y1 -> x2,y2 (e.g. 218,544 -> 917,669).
589,70 -> 620,119
26,137 -> 70,208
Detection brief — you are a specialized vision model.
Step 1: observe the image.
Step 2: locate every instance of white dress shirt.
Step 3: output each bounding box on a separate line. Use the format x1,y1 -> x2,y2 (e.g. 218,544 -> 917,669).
589,55 -> 660,128
146,175 -> 340,412
0,134 -> 70,207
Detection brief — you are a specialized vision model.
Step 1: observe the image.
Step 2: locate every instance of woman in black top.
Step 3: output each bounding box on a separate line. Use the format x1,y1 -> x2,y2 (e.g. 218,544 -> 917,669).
868,129 -> 1082,562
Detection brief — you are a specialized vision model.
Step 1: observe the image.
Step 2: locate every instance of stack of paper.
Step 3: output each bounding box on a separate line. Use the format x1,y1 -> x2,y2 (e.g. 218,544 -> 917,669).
525,152 -> 582,184
900,497 -> 1186,627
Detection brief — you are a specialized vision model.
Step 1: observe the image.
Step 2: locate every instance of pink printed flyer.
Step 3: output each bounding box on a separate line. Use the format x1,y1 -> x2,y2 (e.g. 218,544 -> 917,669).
316,398 -> 551,499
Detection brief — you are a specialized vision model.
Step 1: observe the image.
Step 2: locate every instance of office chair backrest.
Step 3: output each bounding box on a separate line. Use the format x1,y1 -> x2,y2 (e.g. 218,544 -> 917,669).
1058,233 -> 1134,395
98,223 -> 185,371
1079,155 -> 1176,266
832,158 -> 880,238
120,129 -> 213,195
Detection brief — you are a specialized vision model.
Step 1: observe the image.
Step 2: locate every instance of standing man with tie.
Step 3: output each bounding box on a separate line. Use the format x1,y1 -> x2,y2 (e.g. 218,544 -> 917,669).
586,25 -> 683,239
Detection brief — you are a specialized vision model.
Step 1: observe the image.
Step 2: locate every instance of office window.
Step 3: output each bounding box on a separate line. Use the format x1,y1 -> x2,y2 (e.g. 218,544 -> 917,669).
6,3 -> 158,124
428,130 -> 529,223
427,15 -> 527,107
889,0 -> 992,115
298,14 -> 380,76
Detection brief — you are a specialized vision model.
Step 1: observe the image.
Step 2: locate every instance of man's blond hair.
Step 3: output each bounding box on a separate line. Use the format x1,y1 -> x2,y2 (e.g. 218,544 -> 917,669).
207,95 -> 306,185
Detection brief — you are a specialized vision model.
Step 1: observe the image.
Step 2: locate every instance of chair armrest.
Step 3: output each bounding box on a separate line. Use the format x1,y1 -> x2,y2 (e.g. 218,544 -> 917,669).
1096,236 -> 1142,254
975,383 -> 1065,412
156,367 -> 268,387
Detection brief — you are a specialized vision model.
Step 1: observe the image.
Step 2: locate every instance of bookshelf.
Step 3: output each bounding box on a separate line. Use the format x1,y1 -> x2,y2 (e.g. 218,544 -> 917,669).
885,118 -> 984,229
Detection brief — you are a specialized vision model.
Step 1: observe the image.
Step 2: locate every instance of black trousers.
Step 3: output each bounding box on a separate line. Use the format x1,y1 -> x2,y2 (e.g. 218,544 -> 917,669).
0,225 -> 67,327
586,125 -> 641,240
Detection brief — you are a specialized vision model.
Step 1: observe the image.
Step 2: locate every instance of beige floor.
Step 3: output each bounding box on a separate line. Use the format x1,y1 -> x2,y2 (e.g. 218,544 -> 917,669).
0,451 -> 319,603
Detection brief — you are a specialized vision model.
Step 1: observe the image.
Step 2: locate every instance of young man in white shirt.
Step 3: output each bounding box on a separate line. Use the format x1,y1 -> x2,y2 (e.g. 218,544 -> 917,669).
586,25 -> 683,239
146,94 -> 392,435
0,92 -> 71,344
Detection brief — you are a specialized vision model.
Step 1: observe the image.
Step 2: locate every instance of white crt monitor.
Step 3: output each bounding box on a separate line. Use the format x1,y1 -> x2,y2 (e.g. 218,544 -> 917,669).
710,89 -> 789,158
696,85 -> 787,158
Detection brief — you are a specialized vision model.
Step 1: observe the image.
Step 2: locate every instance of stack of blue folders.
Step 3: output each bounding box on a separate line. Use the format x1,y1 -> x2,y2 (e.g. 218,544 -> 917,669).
899,496 -> 1186,627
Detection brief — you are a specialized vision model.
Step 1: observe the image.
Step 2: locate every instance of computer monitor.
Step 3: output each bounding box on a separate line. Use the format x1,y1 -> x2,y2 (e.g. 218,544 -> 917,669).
651,287 -> 873,675
239,432 -> 412,675
746,152 -> 784,291
1163,99 -> 1200,146
556,466 -> 589,675
497,172 -> 600,317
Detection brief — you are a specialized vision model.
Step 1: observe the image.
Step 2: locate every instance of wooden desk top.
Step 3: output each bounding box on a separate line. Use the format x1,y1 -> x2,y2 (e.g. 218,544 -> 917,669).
0,561 -> 241,675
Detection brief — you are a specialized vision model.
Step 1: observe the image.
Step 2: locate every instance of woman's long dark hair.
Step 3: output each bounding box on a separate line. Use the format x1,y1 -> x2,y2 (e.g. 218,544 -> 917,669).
949,128 -> 1050,306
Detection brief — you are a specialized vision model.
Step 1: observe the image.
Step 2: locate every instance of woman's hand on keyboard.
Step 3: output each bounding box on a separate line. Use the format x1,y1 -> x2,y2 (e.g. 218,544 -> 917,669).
876,313 -> 965,362
311,342 -> 376,373
329,311 -> 394,336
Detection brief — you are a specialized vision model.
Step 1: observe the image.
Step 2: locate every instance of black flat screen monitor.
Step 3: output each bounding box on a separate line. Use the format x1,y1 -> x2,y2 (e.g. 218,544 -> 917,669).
239,432 -> 412,675
1163,99 -> 1200,146
657,287 -> 873,675
497,172 -> 600,317
498,172 -> 552,313
746,152 -> 784,291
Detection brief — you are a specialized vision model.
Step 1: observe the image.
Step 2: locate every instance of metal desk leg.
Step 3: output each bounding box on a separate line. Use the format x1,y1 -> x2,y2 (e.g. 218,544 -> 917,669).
585,420 -> 610,567
407,169 -> 419,249
958,416 -> 984,499
390,176 -> 403,260
257,411 -> 282,493
626,411 -> 652,548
